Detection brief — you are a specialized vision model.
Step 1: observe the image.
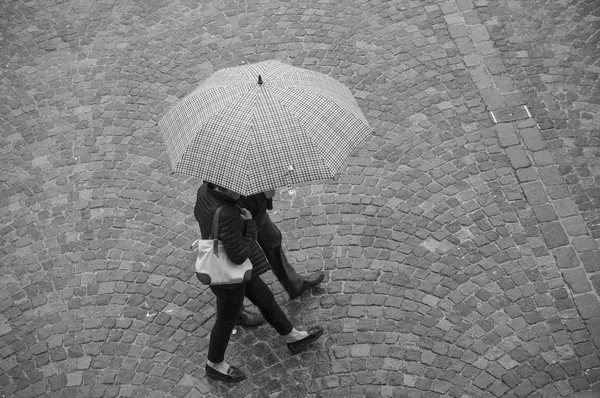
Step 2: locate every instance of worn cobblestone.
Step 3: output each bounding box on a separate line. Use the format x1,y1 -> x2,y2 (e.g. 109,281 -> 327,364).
0,0 -> 599,397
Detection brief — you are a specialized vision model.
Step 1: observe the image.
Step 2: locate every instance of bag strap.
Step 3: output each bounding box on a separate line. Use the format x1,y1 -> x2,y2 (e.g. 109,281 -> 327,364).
210,206 -> 225,255
210,206 -> 224,239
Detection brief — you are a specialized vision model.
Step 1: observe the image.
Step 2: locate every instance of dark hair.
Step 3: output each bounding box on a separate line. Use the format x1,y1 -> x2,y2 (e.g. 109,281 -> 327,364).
205,181 -> 231,192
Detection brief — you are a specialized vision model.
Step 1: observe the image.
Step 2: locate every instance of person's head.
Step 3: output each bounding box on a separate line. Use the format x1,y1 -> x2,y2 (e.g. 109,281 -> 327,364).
208,182 -> 240,200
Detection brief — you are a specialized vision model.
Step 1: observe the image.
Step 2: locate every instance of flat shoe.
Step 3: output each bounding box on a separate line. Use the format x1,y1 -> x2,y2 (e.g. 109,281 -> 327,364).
286,326 -> 324,355
205,364 -> 246,382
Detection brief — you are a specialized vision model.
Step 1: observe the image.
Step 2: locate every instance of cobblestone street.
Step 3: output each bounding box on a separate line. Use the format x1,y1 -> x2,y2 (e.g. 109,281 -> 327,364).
1,0 -> 599,397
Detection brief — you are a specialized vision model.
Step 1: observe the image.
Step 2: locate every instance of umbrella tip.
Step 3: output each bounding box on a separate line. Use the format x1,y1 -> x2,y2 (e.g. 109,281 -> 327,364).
258,75 -> 263,85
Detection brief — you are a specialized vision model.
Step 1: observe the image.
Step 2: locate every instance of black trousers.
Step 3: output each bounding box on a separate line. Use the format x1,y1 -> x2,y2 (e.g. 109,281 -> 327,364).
255,213 -> 304,296
207,274 -> 293,363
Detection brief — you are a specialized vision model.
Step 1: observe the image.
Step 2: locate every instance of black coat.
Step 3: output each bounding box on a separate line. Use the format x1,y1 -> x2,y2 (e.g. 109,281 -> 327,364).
238,192 -> 270,221
194,183 -> 270,276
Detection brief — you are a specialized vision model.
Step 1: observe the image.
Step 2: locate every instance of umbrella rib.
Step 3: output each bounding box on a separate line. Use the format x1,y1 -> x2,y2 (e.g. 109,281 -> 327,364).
273,82 -> 369,127
268,87 -> 371,173
160,84 -> 257,169
158,60 -> 372,195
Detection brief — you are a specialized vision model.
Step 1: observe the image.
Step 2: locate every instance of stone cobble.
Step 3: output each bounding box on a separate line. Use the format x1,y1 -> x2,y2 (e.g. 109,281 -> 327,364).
483,0 -> 600,237
1,0 -> 599,397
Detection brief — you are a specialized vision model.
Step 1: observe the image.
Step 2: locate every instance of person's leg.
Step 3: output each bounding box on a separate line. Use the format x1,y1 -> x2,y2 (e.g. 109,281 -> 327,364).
255,214 -> 304,294
207,284 -> 245,367
243,274 -> 293,335
244,274 -> 325,353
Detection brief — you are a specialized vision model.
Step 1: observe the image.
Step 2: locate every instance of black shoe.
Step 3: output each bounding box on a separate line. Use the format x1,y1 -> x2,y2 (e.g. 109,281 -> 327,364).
289,271 -> 325,299
236,310 -> 264,327
205,364 -> 246,382
286,326 -> 324,355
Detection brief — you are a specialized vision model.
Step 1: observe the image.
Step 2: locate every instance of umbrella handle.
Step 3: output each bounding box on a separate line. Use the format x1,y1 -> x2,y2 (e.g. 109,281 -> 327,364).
284,165 -> 296,196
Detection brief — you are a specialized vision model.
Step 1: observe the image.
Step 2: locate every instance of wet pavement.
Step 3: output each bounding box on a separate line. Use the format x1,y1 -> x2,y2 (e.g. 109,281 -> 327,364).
1,0 -> 599,397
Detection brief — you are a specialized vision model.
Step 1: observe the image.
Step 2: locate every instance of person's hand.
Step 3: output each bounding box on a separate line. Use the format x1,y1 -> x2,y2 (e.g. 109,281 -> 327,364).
240,208 -> 252,220
265,189 -> 276,199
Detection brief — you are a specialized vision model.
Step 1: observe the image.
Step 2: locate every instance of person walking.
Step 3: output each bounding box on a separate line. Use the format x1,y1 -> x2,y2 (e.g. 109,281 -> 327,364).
194,182 -> 324,382
235,189 -> 325,326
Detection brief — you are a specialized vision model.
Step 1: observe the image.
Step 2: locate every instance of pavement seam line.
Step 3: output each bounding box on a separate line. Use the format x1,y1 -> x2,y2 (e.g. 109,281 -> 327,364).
447,0 -> 600,390
449,0 -> 600,389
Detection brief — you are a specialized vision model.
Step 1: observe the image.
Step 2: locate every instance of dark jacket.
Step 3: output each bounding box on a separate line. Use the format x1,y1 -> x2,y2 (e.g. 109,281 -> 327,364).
194,183 -> 270,276
238,192 -> 270,221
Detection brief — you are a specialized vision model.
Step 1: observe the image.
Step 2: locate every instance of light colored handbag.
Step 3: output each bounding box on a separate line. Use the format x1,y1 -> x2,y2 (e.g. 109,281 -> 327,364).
192,206 -> 253,286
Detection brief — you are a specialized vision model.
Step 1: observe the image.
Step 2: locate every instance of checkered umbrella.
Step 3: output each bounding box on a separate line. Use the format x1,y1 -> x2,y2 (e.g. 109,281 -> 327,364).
158,60 -> 372,196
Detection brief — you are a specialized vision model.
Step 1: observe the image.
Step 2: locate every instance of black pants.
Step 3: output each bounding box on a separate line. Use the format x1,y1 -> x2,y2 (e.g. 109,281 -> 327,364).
255,213 -> 304,296
207,274 -> 293,363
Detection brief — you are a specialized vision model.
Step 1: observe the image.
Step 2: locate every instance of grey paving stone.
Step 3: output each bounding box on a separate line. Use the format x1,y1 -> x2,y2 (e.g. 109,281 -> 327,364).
562,268 -> 591,294
522,181 -> 549,205
496,124 -> 520,147
553,246 -> 581,269
532,204 -> 558,223
506,146 -> 532,169
537,165 -> 563,186
518,127 -> 546,152
579,251 -> 600,273
540,222 -> 570,249
1,0 -> 599,397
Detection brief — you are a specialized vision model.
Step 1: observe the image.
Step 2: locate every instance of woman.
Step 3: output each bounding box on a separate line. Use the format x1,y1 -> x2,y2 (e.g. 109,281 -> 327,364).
194,181 -> 324,382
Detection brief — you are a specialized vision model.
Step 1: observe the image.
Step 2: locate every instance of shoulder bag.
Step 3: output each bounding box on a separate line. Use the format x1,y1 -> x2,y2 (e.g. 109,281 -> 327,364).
192,206 -> 253,286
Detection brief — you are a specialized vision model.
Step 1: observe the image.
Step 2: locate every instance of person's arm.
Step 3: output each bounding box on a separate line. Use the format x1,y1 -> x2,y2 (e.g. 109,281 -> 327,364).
218,207 -> 257,264
264,190 -> 275,210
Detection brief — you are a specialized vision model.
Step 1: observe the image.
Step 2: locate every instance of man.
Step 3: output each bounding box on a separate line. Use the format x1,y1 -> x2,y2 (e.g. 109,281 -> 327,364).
236,189 -> 325,327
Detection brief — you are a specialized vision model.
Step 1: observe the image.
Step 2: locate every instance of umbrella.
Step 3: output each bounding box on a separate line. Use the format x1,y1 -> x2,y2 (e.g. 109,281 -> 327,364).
158,60 -> 372,196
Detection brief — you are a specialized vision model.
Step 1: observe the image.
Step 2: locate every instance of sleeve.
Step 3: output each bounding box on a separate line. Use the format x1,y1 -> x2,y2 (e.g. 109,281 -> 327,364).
239,194 -> 269,218
218,206 -> 257,265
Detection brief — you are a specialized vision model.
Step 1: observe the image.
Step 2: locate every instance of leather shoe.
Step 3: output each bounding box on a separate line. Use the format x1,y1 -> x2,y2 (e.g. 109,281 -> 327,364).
205,364 -> 246,382
287,326 -> 324,354
289,271 -> 325,299
236,310 -> 264,327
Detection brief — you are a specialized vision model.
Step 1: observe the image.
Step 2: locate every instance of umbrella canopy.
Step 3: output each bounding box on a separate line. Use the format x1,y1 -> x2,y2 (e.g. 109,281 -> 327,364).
158,60 -> 372,196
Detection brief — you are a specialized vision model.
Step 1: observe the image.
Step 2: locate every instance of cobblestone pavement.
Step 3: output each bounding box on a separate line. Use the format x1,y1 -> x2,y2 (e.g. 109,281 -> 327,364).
1,0 -> 599,397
